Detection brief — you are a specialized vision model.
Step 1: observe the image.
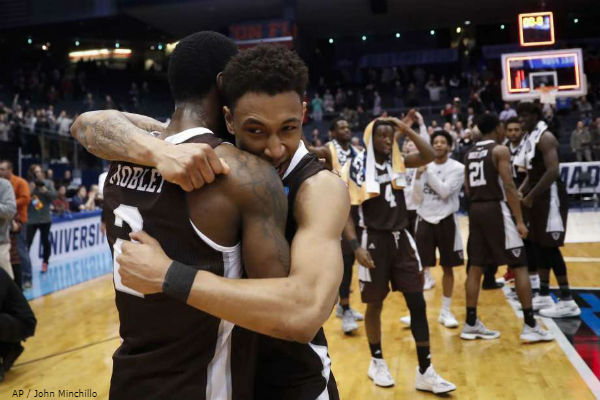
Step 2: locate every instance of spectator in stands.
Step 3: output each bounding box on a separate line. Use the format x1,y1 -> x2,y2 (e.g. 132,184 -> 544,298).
311,94 -> 324,122
56,111 -> 72,136
70,185 -> 88,212
26,164 -> 56,274
0,115 -> 8,142
571,121 -> 593,162
0,178 -> 16,280
591,117 -> 600,160
425,79 -> 443,102
45,169 -> 55,187
406,82 -> 419,107
105,95 -> 116,110
323,89 -> 335,113
578,96 -> 593,125
441,103 -> 453,123
372,91 -> 382,116
499,103 -> 517,121
82,93 -> 95,112
60,170 -> 72,188
453,128 -> 474,163
0,161 -> 31,288
466,106 -> 476,127
0,268 -> 37,382
351,136 -> 364,151
468,93 -> 485,115
341,107 -> 359,130
51,185 -> 70,216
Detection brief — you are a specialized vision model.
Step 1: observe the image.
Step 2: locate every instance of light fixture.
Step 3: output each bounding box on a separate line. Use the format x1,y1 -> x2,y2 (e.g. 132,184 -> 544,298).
42,45 -> 47,51
328,38 -> 334,44
574,18 -> 579,24
361,35 -> 367,41
115,41 -> 120,48
465,20 -> 471,25
395,32 -> 400,38
157,43 -> 163,50
500,24 -> 505,30
27,37 -> 32,45
430,29 -> 435,36
75,40 -> 80,46
456,27 -> 462,33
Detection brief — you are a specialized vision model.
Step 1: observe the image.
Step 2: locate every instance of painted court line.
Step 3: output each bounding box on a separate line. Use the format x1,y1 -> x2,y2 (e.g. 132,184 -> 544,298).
564,257 -> 600,263
502,287 -> 600,399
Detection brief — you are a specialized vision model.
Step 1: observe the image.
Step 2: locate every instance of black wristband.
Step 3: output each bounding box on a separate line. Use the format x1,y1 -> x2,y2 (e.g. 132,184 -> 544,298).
162,261 -> 197,303
348,239 -> 360,251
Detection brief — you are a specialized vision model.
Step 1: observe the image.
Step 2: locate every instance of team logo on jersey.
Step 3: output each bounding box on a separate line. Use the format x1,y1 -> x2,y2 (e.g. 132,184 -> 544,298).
368,243 -> 376,250
512,248 -> 522,257
551,232 -> 561,240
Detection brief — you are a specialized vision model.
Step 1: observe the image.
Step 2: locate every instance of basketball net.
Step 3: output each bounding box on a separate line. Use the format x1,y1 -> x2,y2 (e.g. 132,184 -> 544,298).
534,86 -> 558,105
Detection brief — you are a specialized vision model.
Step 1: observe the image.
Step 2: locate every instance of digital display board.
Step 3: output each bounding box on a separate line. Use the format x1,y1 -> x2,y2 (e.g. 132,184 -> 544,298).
518,12 -> 555,47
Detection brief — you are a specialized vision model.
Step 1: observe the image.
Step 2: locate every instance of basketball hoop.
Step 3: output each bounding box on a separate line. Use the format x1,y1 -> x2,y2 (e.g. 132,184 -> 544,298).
534,85 -> 558,105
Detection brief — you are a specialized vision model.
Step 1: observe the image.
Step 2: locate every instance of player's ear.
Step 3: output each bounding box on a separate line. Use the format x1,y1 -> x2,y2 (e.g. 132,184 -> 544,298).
223,106 -> 235,136
216,72 -> 224,93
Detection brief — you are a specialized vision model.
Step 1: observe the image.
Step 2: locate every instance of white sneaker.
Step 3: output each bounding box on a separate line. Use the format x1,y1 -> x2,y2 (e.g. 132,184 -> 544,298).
460,319 -> 501,340
415,365 -> 457,394
438,310 -> 459,328
400,315 -> 411,326
532,295 -> 555,311
539,299 -> 581,318
520,322 -> 555,343
423,272 -> 435,290
342,310 -> 359,334
335,304 -> 364,320
368,358 -> 395,387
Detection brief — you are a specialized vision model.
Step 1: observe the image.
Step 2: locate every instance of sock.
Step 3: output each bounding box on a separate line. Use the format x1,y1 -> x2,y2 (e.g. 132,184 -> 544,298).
442,296 -> 452,312
523,308 -> 536,328
416,345 -> 431,374
369,342 -> 383,359
341,304 -> 350,312
540,280 -> 550,296
559,284 -> 572,300
466,307 -> 477,326
530,274 -> 540,294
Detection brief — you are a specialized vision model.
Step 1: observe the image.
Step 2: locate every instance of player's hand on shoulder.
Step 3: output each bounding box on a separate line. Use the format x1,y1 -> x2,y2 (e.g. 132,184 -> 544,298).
155,143 -> 230,192
117,231 -> 172,294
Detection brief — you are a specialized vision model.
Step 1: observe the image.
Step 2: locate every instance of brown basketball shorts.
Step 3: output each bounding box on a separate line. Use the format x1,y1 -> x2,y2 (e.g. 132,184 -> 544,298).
468,201 -> 527,268
358,229 -> 424,303
415,214 -> 464,268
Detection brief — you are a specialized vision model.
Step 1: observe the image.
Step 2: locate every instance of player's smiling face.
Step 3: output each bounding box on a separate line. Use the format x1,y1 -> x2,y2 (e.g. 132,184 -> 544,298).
518,111 -> 538,132
432,135 -> 450,158
224,91 -> 306,177
372,125 -> 393,157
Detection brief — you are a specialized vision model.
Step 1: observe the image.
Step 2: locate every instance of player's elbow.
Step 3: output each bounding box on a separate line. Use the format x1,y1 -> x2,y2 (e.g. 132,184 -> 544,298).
286,302 -> 328,343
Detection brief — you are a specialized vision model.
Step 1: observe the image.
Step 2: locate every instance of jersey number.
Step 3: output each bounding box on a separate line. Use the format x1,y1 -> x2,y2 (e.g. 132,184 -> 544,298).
469,161 -> 487,187
385,184 -> 397,208
113,204 -> 144,297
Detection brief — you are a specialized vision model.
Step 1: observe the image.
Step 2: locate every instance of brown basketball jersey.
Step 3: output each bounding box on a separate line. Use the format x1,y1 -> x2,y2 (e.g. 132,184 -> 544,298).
359,160 -> 408,231
465,140 -> 505,202
255,143 -> 339,399
103,128 -> 246,400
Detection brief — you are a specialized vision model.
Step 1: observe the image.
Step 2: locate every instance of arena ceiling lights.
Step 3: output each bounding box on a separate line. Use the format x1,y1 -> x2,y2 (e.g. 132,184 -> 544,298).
68,48 -> 132,62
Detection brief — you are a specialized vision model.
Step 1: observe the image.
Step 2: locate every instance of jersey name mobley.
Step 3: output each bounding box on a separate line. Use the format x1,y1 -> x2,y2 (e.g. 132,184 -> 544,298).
108,163 -> 165,193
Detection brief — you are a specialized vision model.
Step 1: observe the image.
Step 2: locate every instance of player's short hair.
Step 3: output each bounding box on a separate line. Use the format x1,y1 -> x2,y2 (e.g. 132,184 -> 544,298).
330,117 -> 347,132
372,120 -> 395,135
430,130 -> 453,147
516,101 -> 542,118
475,113 -> 501,135
504,117 -> 521,127
222,44 -> 309,108
168,31 -> 238,103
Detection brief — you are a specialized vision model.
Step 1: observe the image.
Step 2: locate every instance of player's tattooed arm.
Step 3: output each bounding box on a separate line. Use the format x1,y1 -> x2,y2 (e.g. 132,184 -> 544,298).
71,110 -> 229,191
224,149 -> 290,278
71,110 -> 163,164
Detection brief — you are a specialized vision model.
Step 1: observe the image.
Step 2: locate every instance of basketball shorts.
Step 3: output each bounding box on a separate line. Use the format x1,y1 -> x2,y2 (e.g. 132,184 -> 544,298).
358,229 -> 423,303
406,209 -> 418,237
468,201 -> 527,268
526,182 -> 568,247
415,214 -> 464,268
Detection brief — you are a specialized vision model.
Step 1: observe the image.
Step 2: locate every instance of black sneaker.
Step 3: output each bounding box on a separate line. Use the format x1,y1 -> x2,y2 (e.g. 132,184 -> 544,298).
3,344 -> 24,372
482,281 -> 504,290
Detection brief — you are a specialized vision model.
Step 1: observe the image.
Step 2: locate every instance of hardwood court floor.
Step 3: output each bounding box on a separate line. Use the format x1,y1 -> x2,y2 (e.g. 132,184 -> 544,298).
1,243 -> 598,400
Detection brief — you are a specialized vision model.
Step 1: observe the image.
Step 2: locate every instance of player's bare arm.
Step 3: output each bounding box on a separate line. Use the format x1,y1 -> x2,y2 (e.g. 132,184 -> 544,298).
71,110 -> 229,191
388,117 -> 434,168
342,209 -> 375,269
494,145 -> 528,238
522,132 -> 559,208
120,170 -> 348,343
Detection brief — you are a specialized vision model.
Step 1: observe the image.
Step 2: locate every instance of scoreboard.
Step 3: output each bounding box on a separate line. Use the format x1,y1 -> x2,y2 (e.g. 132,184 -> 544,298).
518,12 -> 555,47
